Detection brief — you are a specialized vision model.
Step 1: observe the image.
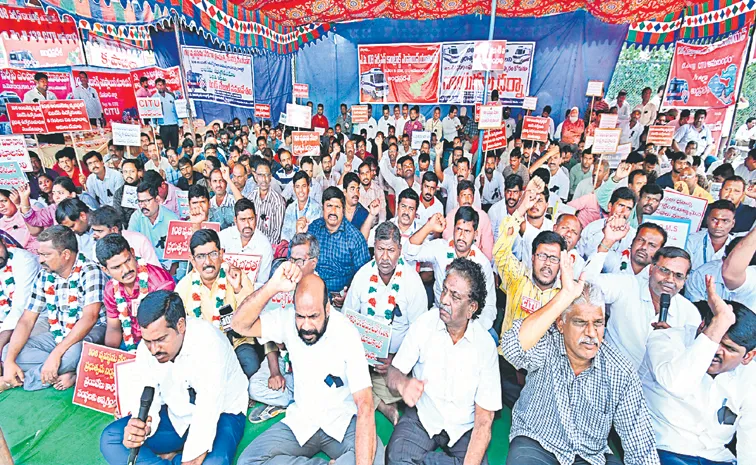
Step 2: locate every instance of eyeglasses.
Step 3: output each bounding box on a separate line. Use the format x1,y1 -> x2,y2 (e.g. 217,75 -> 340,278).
535,252 -> 560,264
136,197 -> 155,205
655,265 -> 686,282
290,257 -> 310,267
194,251 -> 220,262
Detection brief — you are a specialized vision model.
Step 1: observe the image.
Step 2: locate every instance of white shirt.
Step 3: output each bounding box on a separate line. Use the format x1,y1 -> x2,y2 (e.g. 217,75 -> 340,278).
218,226 -> 273,284
395,116 -> 409,136
547,169 -> 569,207
316,170 -> 341,191
576,218 -> 636,261
379,156 -> 422,207
343,259 -> 428,353
0,248 -> 40,332
404,240 -> 496,330
124,318 -> 248,462
72,85 -> 103,119
333,155 -> 362,176
441,175 -> 482,213
726,265 -> 756,306
260,307 -> 371,446
416,198 -> 444,226
684,230 -> 732,272
610,100 -> 632,124
475,171 -> 505,206
86,167 -> 124,207
488,199 -> 514,243
23,87 -> 56,103
425,118 -> 443,141
573,177 -> 597,199
78,230 -> 96,262
674,124 -> 713,156
734,163 -> 756,184
392,309 -> 502,446
513,218 -> 554,265
377,116 -> 393,137
590,265 -> 702,369
641,325 -> 756,463
441,116 -> 460,142
633,101 -> 658,127
619,121 -> 643,150
211,192 -> 235,209
734,123 -> 756,144
145,157 -> 172,174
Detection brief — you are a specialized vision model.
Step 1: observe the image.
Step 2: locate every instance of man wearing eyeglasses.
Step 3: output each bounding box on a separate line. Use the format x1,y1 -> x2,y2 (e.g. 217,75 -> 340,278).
128,181 -> 179,275
218,198 -> 273,284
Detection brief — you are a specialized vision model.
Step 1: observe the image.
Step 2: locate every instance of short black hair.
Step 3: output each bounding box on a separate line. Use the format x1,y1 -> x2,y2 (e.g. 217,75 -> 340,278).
122,158 -> 144,171
96,233 -> 131,267
88,206 -> 122,230
137,290 -> 186,331
446,258 -> 487,319
713,163 -> 735,180
609,186 -> 637,207
38,225 -> 78,254
188,183 -> 210,202
457,179 -> 475,197
53,176 -> 77,194
234,198 -> 256,217
640,183 -> 664,200
82,151 -> 102,165
322,186 -> 346,207
55,198 -> 89,224
142,170 -> 164,190
292,170 -> 310,186
628,169 -> 647,185
532,230 -> 567,256
34,72 -> 48,81
55,147 -> 76,162
454,206 -> 479,231
636,222 -> 667,246
397,188 -> 419,208
505,174 -> 524,190
189,229 -> 220,255
709,199 -> 736,214
698,300 -> 756,352
422,171 -> 439,185
652,246 -> 692,274
532,167 -> 550,185
136,180 -> 159,198
177,156 -> 193,169
342,172 -> 360,190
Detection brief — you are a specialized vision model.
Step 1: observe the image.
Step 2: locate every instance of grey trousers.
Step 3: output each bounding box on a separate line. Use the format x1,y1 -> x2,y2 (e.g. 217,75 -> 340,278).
237,415 -> 385,465
1,324 -> 106,391
506,436 -> 624,465
386,407 -> 486,465
248,354 -> 294,407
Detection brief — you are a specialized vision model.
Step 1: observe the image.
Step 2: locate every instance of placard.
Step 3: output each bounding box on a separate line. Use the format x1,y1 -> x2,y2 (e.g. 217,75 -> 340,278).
598,113 -> 618,129
263,290 -> 294,313
179,47 -> 254,108
472,40 -> 507,71
5,103 -> 47,134
163,221 -> 221,260
176,190 -> 189,220
478,104 -> 503,130
646,125 -> 676,147
113,359 -> 139,418
72,342 -> 136,415
111,123 -> 141,146
592,128 -> 621,154
291,131 -> 321,158
344,309 -> 392,366
121,185 -> 138,209
351,105 -> 369,124
279,113 -> 287,126
39,100 -> 92,132
0,135 -> 32,171
293,83 -> 309,99
254,104 -> 271,119
0,161 -> 28,190
223,253 -> 262,283
586,80 -> 604,97
654,189 -> 708,232
136,97 -> 163,119
314,126 -> 325,136
521,96 -> 538,111
286,103 -> 312,129
709,182 -> 722,200
603,143 -> 633,169
358,44 -> 441,104
482,128 -> 508,152
644,215 -> 692,248
521,116 -> 549,143
411,131 -> 431,150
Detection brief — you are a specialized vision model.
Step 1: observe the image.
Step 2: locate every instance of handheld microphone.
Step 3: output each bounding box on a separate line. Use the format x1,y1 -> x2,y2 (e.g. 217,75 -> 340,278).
127,386 -> 155,465
659,293 -> 671,323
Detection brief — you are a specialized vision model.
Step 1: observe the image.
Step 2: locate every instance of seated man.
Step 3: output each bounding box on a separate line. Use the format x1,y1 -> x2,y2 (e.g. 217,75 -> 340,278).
598,222 -> 667,275
281,171 -> 322,243
0,239 -> 40,361
501,257 -> 659,464
442,180 -> 494,260
642,279 -> 756,465
232,263 -> 383,465
97,234 -> 174,352
1,226 -> 106,391
89,205 -> 161,267
344,221 -> 428,425
685,199 -> 735,271
175,230 -> 259,378
187,184 -> 235,230
576,186 -> 637,260
100,291 -> 248,465
386,258 -> 501,465
218,198 -> 273,284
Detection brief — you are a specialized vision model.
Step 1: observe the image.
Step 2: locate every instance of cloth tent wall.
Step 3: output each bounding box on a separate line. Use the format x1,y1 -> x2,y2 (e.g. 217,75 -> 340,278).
297,11 -> 629,124
151,28 -> 292,125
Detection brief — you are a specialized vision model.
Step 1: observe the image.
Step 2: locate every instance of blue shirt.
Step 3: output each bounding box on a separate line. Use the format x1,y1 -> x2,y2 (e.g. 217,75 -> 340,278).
656,172 -> 675,190
281,198 -> 322,242
308,217 -> 370,292
165,164 -> 181,186
350,203 -> 369,231
154,91 -> 179,125
128,205 -> 179,268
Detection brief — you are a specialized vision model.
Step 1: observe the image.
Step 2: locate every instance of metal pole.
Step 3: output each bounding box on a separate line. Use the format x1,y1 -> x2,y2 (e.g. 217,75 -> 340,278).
725,24 -> 754,150
173,12 -> 196,144
76,25 -> 90,66
475,0 -> 497,177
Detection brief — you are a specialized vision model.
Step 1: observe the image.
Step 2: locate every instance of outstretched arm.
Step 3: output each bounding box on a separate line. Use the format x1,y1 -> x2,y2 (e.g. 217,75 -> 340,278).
232,262 -> 302,337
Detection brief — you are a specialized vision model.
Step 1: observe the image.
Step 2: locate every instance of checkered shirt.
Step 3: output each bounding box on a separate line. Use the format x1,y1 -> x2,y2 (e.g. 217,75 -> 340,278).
308,217 -> 370,293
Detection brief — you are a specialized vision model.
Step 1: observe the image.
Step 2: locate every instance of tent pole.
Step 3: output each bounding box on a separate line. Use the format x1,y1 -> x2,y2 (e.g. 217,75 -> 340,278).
173,12 -> 196,144
475,0 -> 498,177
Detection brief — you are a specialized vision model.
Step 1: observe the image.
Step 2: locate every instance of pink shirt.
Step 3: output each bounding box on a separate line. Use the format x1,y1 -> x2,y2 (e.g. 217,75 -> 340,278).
122,230 -> 162,267
22,203 -> 56,228
162,182 -> 179,215
442,205 -> 494,261
0,211 -> 39,254
568,193 -> 602,228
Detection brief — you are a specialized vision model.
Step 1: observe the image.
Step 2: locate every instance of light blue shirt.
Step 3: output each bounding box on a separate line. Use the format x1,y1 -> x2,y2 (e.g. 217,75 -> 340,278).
128,205 -> 179,268
281,198 -> 322,242
154,90 -> 179,126
684,230 -> 731,272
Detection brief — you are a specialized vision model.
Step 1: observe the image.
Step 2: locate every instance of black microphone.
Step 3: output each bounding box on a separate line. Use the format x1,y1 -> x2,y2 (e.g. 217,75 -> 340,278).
659,293 -> 671,323
127,386 -> 155,465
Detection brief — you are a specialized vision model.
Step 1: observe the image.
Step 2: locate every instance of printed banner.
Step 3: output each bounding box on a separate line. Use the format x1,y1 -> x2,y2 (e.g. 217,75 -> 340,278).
351,105 -> 369,124
358,44 -> 440,104
129,66 -> 184,100
0,67 -> 72,101
664,27 -> 748,109
180,46 -> 254,108
73,342 -> 136,415
521,116 -> 549,143
439,41 -> 535,106
84,35 -> 156,70
163,221 -> 221,260
482,128 -> 507,152
136,97 -> 163,119
254,104 -> 270,119
72,68 -> 137,125
0,134 -> 31,170
223,253 -> 262,283
344,309 -> 392,366
263,290 -> 294,312
293,83 -> 309,99
39,99 -> 91,132
655,189 -> 708,232
0,161 -> 27,189
644,215 -> 692,248
646,125 -> 676,146
291,131 -> 320,158
5,102 -> 46,134
473,40 -> 507,71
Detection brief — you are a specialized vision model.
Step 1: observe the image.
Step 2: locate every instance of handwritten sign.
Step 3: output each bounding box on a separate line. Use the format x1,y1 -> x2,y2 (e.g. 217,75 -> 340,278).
291,131 -> 321,158
709,182 -> 722,200
521,96 -> 538,111
254,104 -> 271,119
644,215 -> 692,248
598,113 -> 618,129
73,342 -> 136,415
473,40 -> 507,71
586,80 -> 604,97
344,309 -> 392,366
654,188 -> 708,232
286,103 -> 311,129
351,105 -> 369,124
646,125 -> 676,147
39,100 -> 92,133
176,190 -> 189,220
482,128 -> 507,152
478,103 -> 503,130
521,116 -> 549,143
263,290 -> 294,313
411,131 -> 431,150
293,83 -> 309,99
0,161 -> 28,190
136,97 -> 163,119
120,185 -> 138,210
592,128 -> 621,154
6,103 -> 46,134
0,135 -> 32,171
111,123 -> 141,146
223,253 -> 262,283
163,220 -> 221,260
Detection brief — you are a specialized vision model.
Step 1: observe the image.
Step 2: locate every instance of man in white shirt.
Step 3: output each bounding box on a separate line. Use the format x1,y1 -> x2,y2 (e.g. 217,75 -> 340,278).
633,86 -> 658,127
144,142 -> 171,176
609,89 -> 631,124
619,109 -> 644,150
354,104 -> 377,141
100,290 -> 248,465
475,153 -> 505,209
218,198 -> 273,284
386,258 -> 501,465
734,149 -> 756,187
528,146 -> 568,208
416,172 -> 443,225
489,174 -> 524,243
377,105 -> 393,137
380,151 -> 422,207
733,117 -> 756,146
436,152 -> 482,212
598,222 -> 667,275
685,200 -> 735,271
72,71 -> 103,126
425,107 -> 443,142
23,72 -> 57,103
232,264 -> 383,465
673,109 -> 714,156
83,152 -> 124,208
315,153 -> 341,191
576,187 -> 637,260
641,285 -> 756,465
722,226 -> 756,307
88,206 -> 162,268
396,104 -> 410,138
441,105 -> 462,144
334,140 -> 362,176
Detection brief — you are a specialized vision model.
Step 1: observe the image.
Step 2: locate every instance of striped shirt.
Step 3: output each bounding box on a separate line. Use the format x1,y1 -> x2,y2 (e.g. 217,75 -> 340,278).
249,188 -> 286,245
494,212 -> 561,337
308,217 -> 370,292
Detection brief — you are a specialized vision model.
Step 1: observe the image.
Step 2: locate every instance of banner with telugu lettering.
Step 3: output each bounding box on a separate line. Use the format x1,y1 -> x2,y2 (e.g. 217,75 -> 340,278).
0,67 -> 72,101
129,66 -> 185,101
180,46 -> 254,108
344,309 -> 392,366
654,189 -> 708,232
358,44 -> 440,105
163,221 -> 221,261
72,342 -> 136,415
0,161 -> 27,189
71,68 -> 138,126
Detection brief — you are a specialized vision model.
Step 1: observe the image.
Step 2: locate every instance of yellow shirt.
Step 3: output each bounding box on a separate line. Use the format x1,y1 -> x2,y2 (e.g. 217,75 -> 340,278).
493,212 -> 561,342
175,269 -> 255,348
674,181 -> 715,202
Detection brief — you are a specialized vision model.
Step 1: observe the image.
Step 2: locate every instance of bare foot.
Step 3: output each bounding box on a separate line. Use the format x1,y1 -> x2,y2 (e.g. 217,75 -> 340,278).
376,400 -> 400,426
53,372 -> 76,390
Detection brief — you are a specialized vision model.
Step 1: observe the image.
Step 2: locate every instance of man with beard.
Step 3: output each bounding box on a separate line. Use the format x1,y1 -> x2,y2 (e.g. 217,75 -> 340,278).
576,187 -> 637,260
416,172 -> 443,225
55,198 -> 97,262
530,146 -> 568,207
275,149 -> 299,186
209,168 -> 237,209
656,152 -> 689,190
316,153 -> 341,191
112,159 -> 143,228
476,153 -> 505,211
52,147 -> 88,189
250,159 -> 286,245
402,105 -> 424,142
596,222 -> 668,275
345,221 -> 427,425
685,200 -> 735,271
673,109 -> 713,156
0,239 -> 40,366
435,154 -> 481,212
232,263 -> 383,465
357,162 -> 386,223
282,157 -> 322,204
632,183 -> 664,229
219,199 -> 273,284
100,290 -> 248,465
83,151 -> 123,208
502,149 -> 530,185
406,207 -> 497,331
129,181 -> 180,274
715,175 -> 756,233
144,142 -> 171,177
281,171 -> 323,242
489,174 -> 524,243
641,280 -> 756,464
380,154 -> 422,207
97,234 -> 174,351
342,172 -> 380,240
164,147 -> 182,186
88,206 -> 161,267
568,150 -> 594,197
177,156 -> 207,191
442,180 -> 494,260
502,260 -> 659,465
335,140 -> 362,175
386,259 -> 500,465
1,226 -> 106,392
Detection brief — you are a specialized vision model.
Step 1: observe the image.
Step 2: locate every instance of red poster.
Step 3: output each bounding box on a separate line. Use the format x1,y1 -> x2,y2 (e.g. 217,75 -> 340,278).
351,105 -> 369,124
254,104 -> 271,119
291,131 -> 321,158
521,116 -> 549,143
39,99 -> 91,132
72,342 -> 136,415
646,125 -> 676,147
705,106 -> 731,156
664,27 -> 748,109
72,68 -> 138,125
473,40 -> 507,71
0,67 -> 71,101
358,44 -> 440,104
293,83 -> 309,99
482,128 -> 507,151
6,102 -> 46,134
0,6 -> 84,68
223,253 -> 262,283
129,66 -> 184,100
163,221 -> 221,260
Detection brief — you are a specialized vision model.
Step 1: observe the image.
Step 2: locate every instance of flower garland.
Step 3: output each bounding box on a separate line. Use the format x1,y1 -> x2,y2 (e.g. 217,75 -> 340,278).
446,240 -> 476,260
0,250 -> 15,322
620,249 -> 631,271
112,258 -> 149,352
367,257 -> 404,321
46,253 -> 86,344
190,262 -> 228,329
